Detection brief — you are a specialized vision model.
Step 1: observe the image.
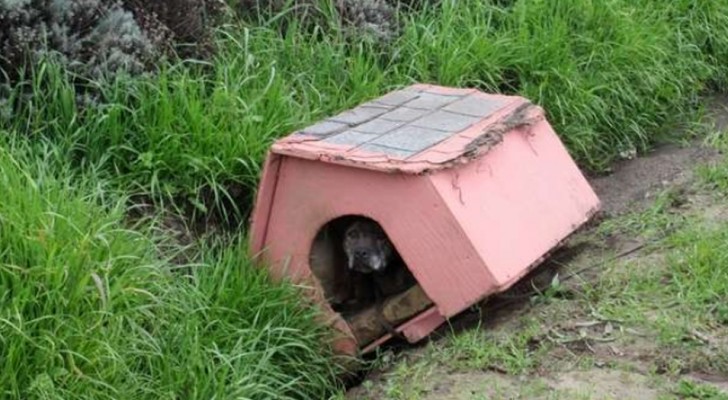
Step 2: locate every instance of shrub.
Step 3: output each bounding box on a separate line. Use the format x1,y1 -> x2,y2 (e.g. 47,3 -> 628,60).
124,0 -> 226,59
0,0 -> 222,86
1,0 -> 156,83
235,0 -> 400,43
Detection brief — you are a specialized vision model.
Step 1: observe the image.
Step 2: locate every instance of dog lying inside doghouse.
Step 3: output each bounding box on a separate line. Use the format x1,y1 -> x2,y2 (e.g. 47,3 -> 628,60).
310,216 -> 431,345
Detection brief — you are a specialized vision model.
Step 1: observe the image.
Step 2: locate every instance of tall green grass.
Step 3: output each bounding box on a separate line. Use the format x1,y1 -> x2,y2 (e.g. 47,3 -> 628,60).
394,0 -> 717,166
3,0 -> 727,222
0,139 -> 342,398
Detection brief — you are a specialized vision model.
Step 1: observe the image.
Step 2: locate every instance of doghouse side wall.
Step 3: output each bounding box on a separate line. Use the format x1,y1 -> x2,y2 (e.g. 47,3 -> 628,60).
429,121 -> 601,290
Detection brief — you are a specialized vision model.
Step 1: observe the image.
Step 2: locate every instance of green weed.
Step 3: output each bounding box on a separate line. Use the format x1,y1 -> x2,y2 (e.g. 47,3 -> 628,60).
596,189 -> 688,239
676,379 -> 728,400
698,129 -> 728,193
589,209 -> 728,372
382,360 -> 434,400
442,318 -> 546,374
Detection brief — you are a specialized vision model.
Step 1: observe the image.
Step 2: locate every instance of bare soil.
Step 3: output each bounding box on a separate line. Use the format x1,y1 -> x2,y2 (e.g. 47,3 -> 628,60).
345,98 -> 728,400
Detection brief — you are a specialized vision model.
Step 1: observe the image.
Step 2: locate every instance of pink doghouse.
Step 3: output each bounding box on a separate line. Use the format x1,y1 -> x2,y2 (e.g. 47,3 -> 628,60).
249,84 -> 600,355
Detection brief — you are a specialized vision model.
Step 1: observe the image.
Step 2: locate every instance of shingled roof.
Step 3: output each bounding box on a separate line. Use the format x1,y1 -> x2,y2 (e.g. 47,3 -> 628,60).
272,83 -> 545,174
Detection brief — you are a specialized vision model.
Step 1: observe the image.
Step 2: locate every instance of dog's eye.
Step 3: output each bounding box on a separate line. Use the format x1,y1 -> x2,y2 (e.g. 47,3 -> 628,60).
346,230 -> 358,239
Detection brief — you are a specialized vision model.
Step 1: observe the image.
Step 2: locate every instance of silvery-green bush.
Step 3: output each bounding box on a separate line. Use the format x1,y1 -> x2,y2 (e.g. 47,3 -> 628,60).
1,0 -> 152,82
0,0 -> 220,85
339,0 -> 397,42
236,0 -> 403,43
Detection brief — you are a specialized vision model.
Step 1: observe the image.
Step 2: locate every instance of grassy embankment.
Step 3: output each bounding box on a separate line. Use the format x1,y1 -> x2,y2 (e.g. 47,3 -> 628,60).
2,0 -> 728,398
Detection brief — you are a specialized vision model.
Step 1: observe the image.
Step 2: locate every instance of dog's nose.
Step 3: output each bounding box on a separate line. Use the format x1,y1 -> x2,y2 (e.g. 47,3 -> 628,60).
354,249 -> 368,259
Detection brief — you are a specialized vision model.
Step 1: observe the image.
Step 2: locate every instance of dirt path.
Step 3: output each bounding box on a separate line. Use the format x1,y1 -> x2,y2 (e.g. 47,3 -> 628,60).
344,98 -> 728,400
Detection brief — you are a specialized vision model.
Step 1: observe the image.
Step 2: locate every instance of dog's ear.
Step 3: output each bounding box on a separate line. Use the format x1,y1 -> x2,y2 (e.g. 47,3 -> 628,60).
378,237 -> 393,259
345,221 -> 361,238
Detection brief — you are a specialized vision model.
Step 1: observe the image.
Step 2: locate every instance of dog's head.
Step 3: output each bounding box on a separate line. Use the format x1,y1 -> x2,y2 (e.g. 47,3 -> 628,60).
343,220 -> 393,273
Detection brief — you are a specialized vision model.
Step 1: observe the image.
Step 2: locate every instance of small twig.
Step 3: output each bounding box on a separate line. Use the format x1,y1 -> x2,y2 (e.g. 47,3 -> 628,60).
583,340 -> 596,353
554,335 -> 617,344
589,309 -> 626,325
624,327 -> 649,337
609,344 -> 624,356
689,328 -> 714,345
548,332 -> 617,345
573,320 -> 602,328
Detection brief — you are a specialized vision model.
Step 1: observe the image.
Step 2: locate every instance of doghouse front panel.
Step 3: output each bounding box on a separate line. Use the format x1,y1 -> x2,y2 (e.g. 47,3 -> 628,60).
259,156 -> 498,319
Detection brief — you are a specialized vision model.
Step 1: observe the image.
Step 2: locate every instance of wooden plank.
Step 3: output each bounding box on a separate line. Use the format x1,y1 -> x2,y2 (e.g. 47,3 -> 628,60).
348,285 -> 433,346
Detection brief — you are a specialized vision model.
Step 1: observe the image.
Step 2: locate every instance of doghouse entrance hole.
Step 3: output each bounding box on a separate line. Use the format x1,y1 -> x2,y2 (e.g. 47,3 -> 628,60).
309,216 -> 420,326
